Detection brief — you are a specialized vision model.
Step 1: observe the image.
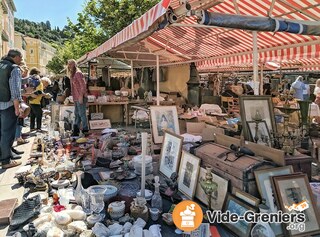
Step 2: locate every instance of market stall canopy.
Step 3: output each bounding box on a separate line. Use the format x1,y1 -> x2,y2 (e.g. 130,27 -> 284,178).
77,0 -> 320,72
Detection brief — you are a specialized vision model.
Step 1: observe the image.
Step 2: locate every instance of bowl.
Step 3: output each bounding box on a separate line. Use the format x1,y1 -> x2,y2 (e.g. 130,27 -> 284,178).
87,185 -> 118,202
136,189 -> 153,201
121,91 -> 129,97
115,90 -> 121,96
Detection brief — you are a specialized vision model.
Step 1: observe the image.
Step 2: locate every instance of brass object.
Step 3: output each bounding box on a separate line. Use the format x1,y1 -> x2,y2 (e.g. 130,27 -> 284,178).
200,166 -> 218,210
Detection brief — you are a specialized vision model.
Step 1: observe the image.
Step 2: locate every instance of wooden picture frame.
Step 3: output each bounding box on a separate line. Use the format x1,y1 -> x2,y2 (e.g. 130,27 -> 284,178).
178,151 -> 200,199
239,95 -> 276,141
246,120 -> 271,146
272,173 -> 320,237
159,130 -> 183,179
89,119 -> 111,130
195,167 -> 229,211
222,193 -> 258,237
254,166 -> 293,236
59,105 -> 75,122
150,106 -> 180,144
231,187 -> 260,207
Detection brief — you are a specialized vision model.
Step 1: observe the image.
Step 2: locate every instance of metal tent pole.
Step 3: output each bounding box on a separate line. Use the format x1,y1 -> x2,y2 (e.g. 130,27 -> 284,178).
252,31 -> 259,95
131,60 -> 134,98
156,55 -> 160,106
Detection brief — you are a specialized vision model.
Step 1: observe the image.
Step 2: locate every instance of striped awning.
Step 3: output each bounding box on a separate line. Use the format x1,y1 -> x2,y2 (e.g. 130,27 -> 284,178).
78,0 -> 320,71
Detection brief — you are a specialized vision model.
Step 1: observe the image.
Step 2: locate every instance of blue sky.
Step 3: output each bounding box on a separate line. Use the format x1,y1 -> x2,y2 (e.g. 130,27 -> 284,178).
14,0 -> 87,29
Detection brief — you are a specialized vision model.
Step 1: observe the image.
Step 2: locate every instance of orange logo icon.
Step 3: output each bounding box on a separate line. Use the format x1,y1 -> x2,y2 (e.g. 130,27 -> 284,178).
172,200 -> 203,232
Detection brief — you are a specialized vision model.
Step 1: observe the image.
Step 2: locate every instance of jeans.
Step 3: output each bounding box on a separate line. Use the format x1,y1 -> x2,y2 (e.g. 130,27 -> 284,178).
30,104 -> 43,129
15,124 -> 22,139
0,106 -> 18,164
74,98 -> 88,131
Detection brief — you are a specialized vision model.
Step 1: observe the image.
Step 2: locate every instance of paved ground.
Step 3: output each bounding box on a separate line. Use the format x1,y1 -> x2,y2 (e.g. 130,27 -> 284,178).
0,129 -> 36,236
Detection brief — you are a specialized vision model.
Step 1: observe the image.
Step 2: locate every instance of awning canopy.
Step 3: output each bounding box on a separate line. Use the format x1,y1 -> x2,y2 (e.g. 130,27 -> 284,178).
78,0 -> 320,72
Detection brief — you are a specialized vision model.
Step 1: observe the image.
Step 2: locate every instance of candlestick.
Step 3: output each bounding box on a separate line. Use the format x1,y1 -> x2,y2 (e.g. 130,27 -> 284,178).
141,132 -> 147,198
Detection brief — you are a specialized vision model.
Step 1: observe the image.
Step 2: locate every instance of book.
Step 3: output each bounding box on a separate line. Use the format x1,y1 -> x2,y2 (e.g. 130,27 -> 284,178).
0,198 -> 18,225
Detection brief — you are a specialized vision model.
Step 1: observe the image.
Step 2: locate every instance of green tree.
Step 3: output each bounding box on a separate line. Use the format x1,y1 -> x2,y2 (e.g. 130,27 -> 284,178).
46,20 -> 51,31
48,0 -> 159,73
78,0 -> 158,39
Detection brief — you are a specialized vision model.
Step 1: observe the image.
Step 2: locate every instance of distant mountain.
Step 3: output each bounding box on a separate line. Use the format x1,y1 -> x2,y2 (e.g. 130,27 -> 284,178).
14,18 -> 73,45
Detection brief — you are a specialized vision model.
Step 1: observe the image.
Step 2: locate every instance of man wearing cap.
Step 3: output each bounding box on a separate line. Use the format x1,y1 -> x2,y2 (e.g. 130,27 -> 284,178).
0,49 -> 23,169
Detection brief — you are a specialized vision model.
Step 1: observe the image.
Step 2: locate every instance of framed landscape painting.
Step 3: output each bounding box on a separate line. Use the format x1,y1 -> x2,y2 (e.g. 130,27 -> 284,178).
222,193 -> 257,237
150,106 -> 180,144
159,131 -> 183,179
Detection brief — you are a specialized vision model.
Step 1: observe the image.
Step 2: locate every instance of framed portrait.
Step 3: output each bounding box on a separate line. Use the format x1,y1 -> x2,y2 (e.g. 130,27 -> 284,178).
272,173 -> 320,237
89,119 -> 111,130
231,187 -> 260,207
195,167 -> 229,211
178,151 -> 200,199
222,193 -> 258,237
150,106 -> 180,144
159,131 -> 183,179
246,120 -> 271,146
51,104 -> 60,125
239,96 -> 276,141
254,166 -> 293,236
59,105 -> 75,122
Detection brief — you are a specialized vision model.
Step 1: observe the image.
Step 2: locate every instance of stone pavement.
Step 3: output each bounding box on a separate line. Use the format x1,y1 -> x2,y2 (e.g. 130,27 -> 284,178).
0,132 -> 36,236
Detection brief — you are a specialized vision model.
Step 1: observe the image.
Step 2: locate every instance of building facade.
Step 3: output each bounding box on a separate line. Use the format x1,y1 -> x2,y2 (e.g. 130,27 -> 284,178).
14,31 -> 26,58
24,36 -> 56,75
0,0 -> 16,58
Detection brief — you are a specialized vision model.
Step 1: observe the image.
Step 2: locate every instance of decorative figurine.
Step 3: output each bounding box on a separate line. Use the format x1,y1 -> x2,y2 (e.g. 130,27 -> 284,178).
159,172 -> 182,202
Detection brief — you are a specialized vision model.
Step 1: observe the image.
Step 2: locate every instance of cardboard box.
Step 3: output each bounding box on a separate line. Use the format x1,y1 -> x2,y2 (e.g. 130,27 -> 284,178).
186,122 -> 221,141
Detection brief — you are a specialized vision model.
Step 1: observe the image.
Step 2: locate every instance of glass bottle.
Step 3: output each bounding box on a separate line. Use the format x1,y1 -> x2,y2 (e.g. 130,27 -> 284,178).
74,171 -> 85,205
151,176 -> 163,213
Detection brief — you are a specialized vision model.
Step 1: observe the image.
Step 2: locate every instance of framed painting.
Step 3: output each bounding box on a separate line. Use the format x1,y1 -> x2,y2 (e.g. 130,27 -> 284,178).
178,151 -> 200,199
59,105 -> 75,122
231,187 -> 260,207
150,106 -> 180,144
239,96 -> 276,141
246,120 -> 271,146
254,166 -> 293,236
159,131 -> 183,179
222,193 -> 257,237
195,167 -> 229,211
272,173 -> 320,237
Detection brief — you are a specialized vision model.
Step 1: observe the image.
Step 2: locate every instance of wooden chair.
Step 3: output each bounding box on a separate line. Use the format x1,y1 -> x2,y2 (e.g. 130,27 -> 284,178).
221,96 -> 239,115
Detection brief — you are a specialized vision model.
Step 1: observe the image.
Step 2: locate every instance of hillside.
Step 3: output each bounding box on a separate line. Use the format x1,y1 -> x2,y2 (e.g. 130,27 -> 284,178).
14,18 -> 72,45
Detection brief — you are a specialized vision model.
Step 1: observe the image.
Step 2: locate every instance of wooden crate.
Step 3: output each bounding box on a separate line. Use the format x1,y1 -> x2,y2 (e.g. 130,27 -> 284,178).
194,143 -> 276,197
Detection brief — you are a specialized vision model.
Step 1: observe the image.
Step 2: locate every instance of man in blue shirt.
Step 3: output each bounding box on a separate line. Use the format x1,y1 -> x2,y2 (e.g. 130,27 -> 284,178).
0,49 -> 23,169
